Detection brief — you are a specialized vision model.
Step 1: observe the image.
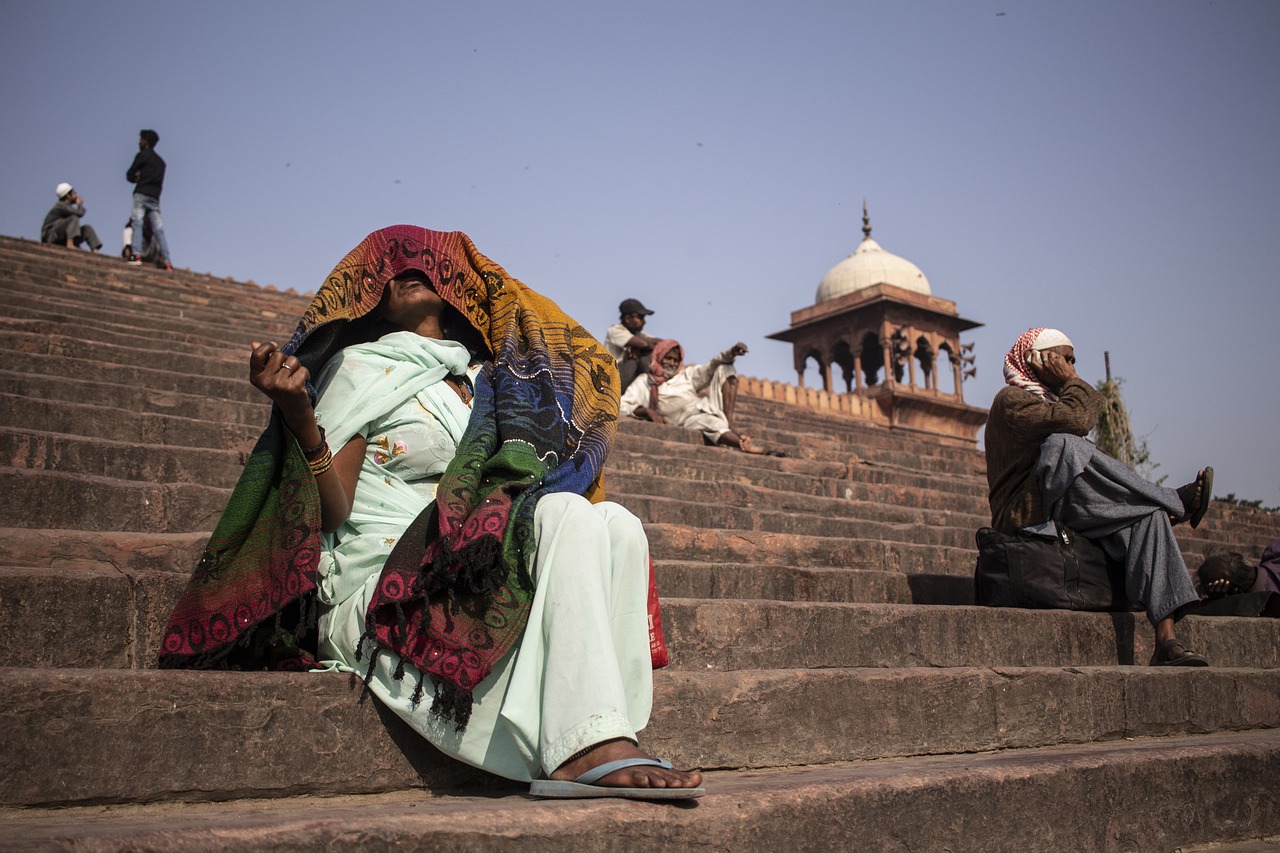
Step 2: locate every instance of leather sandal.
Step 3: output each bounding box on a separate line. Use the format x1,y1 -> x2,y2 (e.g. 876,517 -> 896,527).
1149,638 -> 1209,667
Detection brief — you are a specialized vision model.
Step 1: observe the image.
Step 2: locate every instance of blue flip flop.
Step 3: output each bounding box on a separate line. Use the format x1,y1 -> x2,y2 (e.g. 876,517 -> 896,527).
529,757 -> 705,800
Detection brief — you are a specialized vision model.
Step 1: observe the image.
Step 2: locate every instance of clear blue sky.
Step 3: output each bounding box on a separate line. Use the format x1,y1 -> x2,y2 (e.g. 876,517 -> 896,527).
4,1 -> 1278,511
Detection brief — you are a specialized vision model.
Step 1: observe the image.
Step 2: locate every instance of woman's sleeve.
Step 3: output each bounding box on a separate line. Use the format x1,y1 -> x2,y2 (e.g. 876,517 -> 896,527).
313,352 -> 375,449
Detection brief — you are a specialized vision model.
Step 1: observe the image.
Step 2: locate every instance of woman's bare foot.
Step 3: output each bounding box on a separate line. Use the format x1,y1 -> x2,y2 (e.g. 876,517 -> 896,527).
550,738 -> 703,790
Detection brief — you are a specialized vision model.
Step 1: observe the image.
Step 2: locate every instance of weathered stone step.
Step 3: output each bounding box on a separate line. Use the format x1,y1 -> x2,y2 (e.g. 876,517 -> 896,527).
0,429 -> 990,540
0,428 -> 249,489
0,408 -> 989,528
0,468 -> 227,533
1,238 -> 310,314
656,559 -> 957,604
0,465 -> 983,556
0,394 -> 260,452
739,394 -> 987,455
622,413 -> 986,476
1,730 -> 1276,852
6,563 -> 1280,672
0,566 -> 185,669
646,523 -> 978,576
2,281 -> 296,352
0,528 -> 205,574
616,468 -> 989,529
663,599 -> 1280,671
625,493 -> 976,549
613,430 -> 988,499
0,316 -> 273,367
0,371 -> 270,428
729,419 -> 988,474
0,737 -> 1276,853
2,665 -> 1276,807
2,284 -> 299,349
3,350 -> 260,404
1,415 -> 1258,560
7,330 -> 247,378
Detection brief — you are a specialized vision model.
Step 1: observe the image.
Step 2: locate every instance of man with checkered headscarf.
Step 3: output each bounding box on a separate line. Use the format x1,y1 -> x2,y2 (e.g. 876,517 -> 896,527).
984,327 -> 1214,666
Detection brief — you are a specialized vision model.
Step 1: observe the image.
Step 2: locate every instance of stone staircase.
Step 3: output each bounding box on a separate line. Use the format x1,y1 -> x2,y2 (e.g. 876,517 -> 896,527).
1,234 -> 1277,852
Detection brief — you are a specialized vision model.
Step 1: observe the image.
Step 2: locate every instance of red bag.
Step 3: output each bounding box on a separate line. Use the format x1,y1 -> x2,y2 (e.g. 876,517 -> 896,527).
646,556 -> 669,669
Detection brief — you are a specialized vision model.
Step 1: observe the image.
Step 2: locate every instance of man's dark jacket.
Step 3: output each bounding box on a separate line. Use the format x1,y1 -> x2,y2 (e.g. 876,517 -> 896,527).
126,148 -> 166,199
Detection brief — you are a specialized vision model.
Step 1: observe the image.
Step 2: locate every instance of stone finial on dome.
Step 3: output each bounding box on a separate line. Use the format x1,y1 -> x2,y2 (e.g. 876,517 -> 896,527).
862,200 -> 871,240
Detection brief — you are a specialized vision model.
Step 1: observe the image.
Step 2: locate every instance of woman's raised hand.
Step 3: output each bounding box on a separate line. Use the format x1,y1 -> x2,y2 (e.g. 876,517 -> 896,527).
249,341 -> 311,416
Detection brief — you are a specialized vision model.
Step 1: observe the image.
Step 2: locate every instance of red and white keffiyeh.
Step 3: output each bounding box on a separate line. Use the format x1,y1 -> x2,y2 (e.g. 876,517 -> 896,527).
1002,327 -> 1073,402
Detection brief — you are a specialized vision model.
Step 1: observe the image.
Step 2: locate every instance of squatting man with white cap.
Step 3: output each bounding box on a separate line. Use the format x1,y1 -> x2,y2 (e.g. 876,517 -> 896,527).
40,183 -> 102,253
984,327 -> 1215,666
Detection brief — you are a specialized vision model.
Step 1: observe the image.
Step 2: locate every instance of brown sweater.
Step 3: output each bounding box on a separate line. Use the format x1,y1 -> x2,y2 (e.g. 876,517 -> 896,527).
984,378 -> 1104,533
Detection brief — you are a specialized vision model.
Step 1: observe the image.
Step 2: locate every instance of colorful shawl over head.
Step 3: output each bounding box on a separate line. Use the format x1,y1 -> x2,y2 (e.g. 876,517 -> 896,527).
647,339 -> 683,410
159,226 -> 620,726
1002,327 -> 1073,404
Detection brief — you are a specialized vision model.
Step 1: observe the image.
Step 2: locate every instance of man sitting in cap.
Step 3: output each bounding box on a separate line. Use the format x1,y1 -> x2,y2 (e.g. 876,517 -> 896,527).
605,298 -> 660,391
41,183 -> 102,253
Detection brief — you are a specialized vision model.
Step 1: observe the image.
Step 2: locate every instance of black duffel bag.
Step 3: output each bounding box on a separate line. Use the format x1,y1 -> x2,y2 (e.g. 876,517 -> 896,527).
974,524 -> 1130,611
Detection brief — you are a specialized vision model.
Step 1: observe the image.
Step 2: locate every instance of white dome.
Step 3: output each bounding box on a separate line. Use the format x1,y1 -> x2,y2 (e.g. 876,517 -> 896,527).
816,228 -> 932,302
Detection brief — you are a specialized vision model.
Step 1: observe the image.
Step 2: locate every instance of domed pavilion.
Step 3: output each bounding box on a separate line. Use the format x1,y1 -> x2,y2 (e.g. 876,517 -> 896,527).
767,203 -> 988,443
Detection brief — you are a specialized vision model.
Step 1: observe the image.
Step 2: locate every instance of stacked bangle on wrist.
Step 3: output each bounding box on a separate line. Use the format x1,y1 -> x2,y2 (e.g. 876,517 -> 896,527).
299,425 -> 332,477
307,444 -> 333,478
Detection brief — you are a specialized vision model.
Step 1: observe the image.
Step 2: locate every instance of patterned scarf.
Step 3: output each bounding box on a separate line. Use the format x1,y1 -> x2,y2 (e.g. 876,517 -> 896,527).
1002,327 -> 1072,403
647,339 -> 683,411
159,226 -> 619,727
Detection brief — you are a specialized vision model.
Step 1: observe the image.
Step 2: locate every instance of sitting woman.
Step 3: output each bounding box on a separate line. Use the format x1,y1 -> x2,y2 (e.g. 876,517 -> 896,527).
620,338 -> 774,455
985,327 -> 1214,666
159,226 -> 703,799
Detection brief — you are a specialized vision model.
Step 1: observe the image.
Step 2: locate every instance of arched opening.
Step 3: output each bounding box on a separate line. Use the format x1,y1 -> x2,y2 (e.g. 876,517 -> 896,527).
799,347 -> 827,390
914,336 -> 935,390
831,340 -> 856,393
860,332 -> 884,387
939,342 -> 957,395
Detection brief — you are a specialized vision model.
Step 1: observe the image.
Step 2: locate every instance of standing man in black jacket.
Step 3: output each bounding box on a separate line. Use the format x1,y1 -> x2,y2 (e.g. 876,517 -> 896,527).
126,129 -> 173,270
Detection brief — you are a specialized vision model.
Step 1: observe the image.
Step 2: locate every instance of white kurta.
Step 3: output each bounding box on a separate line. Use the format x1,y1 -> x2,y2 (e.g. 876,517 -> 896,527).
311,332 -> 653,781
619,361 -> 737,443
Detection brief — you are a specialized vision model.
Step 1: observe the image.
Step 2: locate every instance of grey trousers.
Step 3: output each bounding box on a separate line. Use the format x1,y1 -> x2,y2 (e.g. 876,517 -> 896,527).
1036,433 -> 1199,625
43,216 -> 102,251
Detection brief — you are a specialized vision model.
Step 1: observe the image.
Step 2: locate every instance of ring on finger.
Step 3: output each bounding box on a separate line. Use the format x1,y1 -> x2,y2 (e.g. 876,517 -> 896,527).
280,364 -> 294,372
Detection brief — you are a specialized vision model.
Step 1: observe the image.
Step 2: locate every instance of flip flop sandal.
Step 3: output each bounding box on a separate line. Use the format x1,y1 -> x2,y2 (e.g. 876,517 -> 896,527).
1174,467 -> 1214,528
529,757 -> 705,800
1189,467 -> 1214,528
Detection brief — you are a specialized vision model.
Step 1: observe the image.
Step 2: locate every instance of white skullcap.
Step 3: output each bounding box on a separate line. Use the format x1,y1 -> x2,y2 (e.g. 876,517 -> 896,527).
1031,329 -> 1073,351
55,182 -> 73,199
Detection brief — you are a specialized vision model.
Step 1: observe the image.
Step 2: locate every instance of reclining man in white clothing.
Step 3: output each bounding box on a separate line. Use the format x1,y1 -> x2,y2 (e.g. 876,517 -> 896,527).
619,339 -> 780,455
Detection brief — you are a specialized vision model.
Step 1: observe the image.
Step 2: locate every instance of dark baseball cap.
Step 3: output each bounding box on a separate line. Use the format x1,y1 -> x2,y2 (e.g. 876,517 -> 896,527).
619,298 -> 654,316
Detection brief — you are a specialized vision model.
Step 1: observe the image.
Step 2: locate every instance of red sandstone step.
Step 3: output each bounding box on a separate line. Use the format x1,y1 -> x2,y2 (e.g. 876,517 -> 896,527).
2,290 -> 297,352
645,523 -> 981,576
1,238 -> 309,313
2,350 -> 259,403
5,563 -> 1279,672
0,468 -> 227,533
0,371 -> 270,428
0,730 -> 1276,852
623,493 -> 977,549
1,666 -> 1276,808
6,331 -> 249,378
0,395 -> 260,453
0,528 -> 205,574
0,428 -> 248,489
